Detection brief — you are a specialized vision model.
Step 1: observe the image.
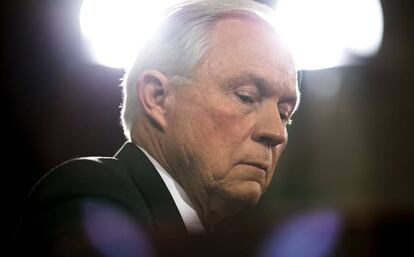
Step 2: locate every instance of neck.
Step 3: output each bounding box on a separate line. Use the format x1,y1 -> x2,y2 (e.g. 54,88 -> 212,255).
131,125 -> 241,231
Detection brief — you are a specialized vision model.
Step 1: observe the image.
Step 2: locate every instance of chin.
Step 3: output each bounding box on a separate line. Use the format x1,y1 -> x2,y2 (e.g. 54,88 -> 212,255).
235,182 -> 263,205
220,181 -> 264,210
209,182 -> 264,224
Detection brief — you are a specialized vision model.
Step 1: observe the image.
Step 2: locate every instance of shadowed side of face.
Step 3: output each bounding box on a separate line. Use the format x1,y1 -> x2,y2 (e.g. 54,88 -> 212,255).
163,15 -> 298,221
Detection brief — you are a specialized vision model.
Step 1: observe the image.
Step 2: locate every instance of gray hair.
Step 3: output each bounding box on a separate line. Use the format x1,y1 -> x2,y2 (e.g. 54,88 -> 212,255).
121,0 -> 281,140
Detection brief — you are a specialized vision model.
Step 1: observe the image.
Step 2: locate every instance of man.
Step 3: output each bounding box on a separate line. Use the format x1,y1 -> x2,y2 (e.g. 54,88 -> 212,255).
16,0 -> 300,256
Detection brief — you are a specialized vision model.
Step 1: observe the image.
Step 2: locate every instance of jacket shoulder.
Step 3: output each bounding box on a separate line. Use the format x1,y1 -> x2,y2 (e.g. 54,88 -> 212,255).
29,157 -> 151,221
16,157 -> 156,256
32,157 -> 129,199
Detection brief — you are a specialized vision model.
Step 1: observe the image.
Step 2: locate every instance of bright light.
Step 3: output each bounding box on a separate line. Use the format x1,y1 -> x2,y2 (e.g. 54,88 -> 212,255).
80,0 -> 383,70
275,0 -> 384,70
80,0 -> 180,69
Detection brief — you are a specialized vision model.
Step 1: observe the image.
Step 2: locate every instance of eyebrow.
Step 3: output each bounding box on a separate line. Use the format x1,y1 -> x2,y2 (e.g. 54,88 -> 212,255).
226,71 -> 299,112
226,71 -> 297,97
225,72 -> 266,89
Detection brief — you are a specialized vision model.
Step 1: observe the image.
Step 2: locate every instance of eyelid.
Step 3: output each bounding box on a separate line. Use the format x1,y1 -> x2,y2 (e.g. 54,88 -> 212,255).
278,107 -> 294,125
235,86 -> 260,103
280,114 -> 292,126
238,89 -> 258,97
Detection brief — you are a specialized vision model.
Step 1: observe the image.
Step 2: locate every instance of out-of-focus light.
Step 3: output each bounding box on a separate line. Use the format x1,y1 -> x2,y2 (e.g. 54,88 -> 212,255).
80,0 -> 180,69
258,209 -> 343,257
82,200 -> 154,257
275,0 -> 384,70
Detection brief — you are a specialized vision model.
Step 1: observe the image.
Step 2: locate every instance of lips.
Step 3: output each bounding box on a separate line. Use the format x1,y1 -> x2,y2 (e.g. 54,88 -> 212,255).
242,161 -> 269,173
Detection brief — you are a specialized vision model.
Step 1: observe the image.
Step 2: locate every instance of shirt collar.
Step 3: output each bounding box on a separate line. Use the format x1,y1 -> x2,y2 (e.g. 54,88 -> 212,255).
136,144 -> 205,234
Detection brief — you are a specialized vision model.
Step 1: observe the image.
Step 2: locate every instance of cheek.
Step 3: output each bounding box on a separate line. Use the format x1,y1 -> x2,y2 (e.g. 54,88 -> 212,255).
183,105 -> 249,171
206,106 -> 251,141
264,143 -> 287,189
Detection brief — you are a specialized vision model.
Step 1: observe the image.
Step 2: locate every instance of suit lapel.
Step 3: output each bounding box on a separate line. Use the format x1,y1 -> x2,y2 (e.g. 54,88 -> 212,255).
114,142 -> 187,235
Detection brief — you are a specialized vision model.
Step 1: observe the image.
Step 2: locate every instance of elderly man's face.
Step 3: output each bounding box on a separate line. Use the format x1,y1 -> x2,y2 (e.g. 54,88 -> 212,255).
164,16 -> 298,218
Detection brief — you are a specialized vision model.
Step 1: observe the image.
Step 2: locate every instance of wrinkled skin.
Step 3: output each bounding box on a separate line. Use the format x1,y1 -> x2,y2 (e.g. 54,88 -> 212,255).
160,16 -> 298,227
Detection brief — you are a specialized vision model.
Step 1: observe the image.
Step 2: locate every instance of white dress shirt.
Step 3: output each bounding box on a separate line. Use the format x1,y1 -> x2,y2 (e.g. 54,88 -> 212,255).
136,145 -> 205,234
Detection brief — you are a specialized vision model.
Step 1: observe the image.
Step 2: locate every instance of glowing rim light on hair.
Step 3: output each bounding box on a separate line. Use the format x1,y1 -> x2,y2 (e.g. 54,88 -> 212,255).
80,0 -> 180,69
275,0 -> 384,70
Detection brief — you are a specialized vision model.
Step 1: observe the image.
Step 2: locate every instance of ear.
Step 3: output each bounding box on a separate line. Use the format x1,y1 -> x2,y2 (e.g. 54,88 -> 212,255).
136,69 -> 173,130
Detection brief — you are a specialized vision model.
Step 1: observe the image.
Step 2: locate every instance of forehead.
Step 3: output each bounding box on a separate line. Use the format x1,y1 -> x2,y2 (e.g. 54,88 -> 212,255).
194,15 -> 296,92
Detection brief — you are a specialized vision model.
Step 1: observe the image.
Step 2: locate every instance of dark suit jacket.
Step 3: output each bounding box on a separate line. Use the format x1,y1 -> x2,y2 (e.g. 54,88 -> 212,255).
15,142 -> 188,256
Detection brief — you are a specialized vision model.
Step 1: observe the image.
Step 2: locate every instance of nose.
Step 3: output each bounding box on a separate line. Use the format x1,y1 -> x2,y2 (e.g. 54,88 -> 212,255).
252,102 -> 287,148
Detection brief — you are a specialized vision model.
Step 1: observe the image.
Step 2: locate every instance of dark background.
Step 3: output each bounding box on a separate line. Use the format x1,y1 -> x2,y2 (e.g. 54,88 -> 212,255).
4,0 -> 413,256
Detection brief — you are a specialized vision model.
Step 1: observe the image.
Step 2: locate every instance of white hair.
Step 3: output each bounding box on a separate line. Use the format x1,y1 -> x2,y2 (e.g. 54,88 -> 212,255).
120,0 -> 282,140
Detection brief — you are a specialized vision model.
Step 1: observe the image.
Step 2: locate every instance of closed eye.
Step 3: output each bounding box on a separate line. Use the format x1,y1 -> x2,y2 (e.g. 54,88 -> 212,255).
235,88 -> 260,105
237,93 -> 255,104
280,111 -> 293,125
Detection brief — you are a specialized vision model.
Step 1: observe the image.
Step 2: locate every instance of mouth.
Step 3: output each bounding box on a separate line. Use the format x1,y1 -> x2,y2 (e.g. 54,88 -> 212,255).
242,161 -> 269,173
